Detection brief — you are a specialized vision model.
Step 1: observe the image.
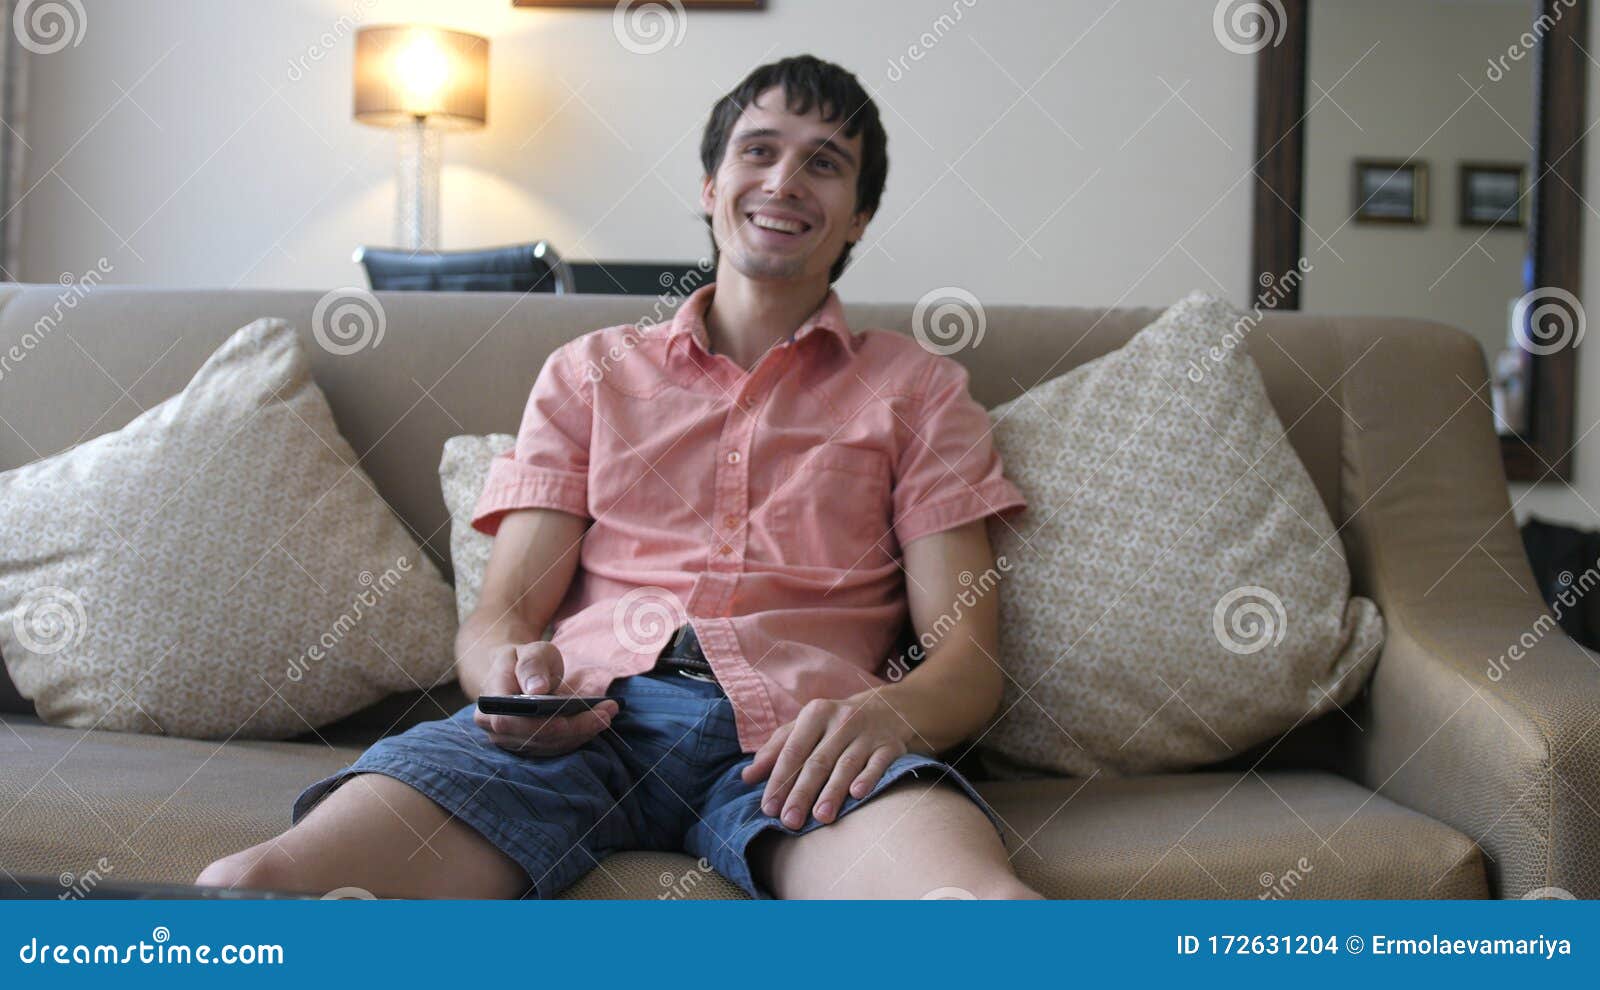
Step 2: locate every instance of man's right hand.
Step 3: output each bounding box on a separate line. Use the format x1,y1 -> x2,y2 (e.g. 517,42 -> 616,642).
470,642 -> 619,757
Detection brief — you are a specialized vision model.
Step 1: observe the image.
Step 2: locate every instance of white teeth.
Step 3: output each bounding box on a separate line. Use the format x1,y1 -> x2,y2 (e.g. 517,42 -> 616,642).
750,213 -> 807,234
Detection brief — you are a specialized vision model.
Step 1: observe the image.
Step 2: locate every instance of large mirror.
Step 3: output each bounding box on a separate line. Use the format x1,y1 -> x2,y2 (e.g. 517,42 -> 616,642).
1251,0 -> 1587,482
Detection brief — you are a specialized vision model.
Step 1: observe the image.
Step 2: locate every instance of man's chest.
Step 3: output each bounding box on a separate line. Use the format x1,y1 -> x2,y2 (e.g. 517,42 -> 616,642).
583,373 -> 917,570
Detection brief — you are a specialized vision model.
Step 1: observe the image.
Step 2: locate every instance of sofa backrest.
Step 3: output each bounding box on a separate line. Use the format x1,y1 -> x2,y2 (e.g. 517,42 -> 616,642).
0,283 -> 1360,563
0,282 -> 1473,732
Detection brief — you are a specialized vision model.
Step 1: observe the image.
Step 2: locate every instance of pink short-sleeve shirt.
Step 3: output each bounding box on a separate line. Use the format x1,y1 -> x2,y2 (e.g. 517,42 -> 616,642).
471,282 -> 1027,752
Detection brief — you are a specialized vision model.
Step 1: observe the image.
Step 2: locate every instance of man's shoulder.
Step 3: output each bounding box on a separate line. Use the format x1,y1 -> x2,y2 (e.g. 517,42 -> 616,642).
567,319 -> 663,352
555,320 -> 669,372
851,328 -> 969,398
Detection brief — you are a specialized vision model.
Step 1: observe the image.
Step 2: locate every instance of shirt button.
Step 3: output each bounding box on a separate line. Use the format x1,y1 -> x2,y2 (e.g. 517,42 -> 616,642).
726,450 -> 741,464
717,543 -> 732,555
724,514 -> 738,527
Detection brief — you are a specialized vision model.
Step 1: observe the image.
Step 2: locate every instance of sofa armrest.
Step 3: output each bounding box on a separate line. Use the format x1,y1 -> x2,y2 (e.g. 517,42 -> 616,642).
1331,316 -> 1600,899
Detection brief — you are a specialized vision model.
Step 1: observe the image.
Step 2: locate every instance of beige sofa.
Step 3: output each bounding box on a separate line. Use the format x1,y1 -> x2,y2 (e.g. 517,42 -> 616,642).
0,282 -> 1592,899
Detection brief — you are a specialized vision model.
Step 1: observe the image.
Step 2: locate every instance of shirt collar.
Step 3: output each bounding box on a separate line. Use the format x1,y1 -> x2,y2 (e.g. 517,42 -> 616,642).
663,282 -> 852,356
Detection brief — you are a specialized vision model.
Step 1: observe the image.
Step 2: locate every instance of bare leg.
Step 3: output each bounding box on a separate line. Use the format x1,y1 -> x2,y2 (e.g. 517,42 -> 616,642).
750,777 -> 1044,899
195,772 -> 529,899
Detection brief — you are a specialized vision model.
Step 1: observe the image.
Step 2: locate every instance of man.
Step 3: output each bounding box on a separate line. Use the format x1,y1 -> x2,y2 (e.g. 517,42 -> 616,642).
198,54 -> 1038,899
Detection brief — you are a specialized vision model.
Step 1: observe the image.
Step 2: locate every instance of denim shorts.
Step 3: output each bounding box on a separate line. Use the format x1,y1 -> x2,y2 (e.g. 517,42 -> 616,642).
291,668 -> 1004,899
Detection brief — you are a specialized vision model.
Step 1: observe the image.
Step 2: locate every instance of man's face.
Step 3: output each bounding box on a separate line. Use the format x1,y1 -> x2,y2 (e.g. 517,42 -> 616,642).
700,85 -> 872,283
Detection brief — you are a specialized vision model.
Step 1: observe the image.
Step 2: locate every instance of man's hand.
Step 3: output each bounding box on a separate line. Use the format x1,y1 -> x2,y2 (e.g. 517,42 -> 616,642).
470,641 -> 619,757
739,692 -> 913,828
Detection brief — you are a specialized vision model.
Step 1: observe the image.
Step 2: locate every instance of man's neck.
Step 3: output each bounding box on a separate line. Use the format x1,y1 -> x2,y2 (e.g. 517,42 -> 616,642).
703,270 -> 831,371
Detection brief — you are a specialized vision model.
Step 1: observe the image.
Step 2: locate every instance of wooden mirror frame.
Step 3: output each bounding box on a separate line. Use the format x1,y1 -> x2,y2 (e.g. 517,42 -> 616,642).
1251,0 -> 1587,482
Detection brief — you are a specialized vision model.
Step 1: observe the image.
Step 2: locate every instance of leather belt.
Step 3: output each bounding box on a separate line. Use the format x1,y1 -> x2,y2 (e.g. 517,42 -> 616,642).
654,623 -> 718,683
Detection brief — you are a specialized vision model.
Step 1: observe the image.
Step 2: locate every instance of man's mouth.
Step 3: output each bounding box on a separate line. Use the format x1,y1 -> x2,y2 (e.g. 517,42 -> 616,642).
745,212 -> 813,237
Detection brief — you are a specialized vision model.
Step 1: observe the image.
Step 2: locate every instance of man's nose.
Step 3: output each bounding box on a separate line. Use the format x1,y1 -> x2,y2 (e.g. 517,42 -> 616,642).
760,157 -> 807,197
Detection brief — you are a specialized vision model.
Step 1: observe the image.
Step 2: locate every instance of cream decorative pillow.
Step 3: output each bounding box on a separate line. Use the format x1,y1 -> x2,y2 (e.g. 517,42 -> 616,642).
982,291 -> 1383,777
0,318 -> 458,739
439,433 -> 514,625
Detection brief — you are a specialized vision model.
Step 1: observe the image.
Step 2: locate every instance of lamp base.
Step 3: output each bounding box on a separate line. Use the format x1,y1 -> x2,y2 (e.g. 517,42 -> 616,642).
397,117 -> 441,251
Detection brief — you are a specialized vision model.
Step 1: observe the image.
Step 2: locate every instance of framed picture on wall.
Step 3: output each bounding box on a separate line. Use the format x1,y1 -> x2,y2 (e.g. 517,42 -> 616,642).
1459,162 -> 1527,228
1352,159 -> 1428,224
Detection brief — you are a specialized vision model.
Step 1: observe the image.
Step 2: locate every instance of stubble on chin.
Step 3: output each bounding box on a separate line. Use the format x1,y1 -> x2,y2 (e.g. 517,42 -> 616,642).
727,243 -> 805,280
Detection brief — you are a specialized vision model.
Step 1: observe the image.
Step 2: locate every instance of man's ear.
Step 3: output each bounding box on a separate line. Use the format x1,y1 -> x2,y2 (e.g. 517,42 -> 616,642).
700,175 -> 715,215
846,208 -> 873,244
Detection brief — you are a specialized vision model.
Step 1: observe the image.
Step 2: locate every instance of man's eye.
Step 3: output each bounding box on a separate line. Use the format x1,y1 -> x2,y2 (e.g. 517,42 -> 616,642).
815,158 -> 838,172
743,146 -> 768,157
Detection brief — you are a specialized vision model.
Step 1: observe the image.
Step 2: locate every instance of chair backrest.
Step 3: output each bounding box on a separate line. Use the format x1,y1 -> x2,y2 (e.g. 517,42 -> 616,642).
568,260 -> 709,296
354,241 -> 574,294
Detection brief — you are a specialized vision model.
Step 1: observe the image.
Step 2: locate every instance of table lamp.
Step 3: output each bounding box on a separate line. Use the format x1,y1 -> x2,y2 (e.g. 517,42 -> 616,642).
353,25 -> 489,250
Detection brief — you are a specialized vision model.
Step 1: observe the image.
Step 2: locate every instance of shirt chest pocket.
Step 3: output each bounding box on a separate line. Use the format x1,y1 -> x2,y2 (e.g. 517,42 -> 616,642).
768,444 -> 896,571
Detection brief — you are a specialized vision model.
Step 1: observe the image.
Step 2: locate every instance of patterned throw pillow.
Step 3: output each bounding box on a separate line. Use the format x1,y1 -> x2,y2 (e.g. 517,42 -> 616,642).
438,433 -> 515,625
0,318 -> 458,739
981,291 -> 1383,777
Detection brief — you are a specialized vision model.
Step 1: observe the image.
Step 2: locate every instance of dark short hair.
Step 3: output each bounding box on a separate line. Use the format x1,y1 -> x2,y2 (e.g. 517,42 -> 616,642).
699,54 -> 889,284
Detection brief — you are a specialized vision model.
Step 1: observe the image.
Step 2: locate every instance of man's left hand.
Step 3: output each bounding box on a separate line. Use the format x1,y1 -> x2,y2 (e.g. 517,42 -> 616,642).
739,692 -> 915,828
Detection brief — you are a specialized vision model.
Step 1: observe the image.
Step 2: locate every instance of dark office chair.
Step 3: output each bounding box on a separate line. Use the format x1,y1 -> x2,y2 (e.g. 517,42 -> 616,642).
352,241 -> 575,293
567,260 -> 709,296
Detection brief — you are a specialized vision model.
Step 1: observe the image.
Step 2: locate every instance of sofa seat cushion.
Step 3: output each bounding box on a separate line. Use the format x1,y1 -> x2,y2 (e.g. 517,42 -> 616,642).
0,716 -> 749,898
979,770 -> 1487,898
557,851 -> 747,900
0,716 -> 369,888
0,719 -> 1482,899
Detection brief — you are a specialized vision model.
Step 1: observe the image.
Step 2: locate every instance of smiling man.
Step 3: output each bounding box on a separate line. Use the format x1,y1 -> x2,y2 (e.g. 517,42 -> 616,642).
198,54 -> 1039,900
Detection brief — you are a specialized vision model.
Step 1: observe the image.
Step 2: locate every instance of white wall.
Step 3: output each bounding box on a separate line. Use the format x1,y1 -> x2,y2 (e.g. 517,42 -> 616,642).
16,0 -> 1600,530
18,0 -> 1254,306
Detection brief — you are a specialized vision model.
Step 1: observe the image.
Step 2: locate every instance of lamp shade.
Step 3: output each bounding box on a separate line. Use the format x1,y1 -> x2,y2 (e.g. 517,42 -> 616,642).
354,25 -> 488,130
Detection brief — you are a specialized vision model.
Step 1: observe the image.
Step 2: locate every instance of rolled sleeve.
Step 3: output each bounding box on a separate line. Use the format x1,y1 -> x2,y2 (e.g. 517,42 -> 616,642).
471,344 -> 592,536
892,355 -> 1027,547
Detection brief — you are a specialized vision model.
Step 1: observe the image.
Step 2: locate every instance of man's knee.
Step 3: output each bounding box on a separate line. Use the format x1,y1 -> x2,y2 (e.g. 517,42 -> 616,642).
195,843 -> 306,895
934,874 -> 1044,900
